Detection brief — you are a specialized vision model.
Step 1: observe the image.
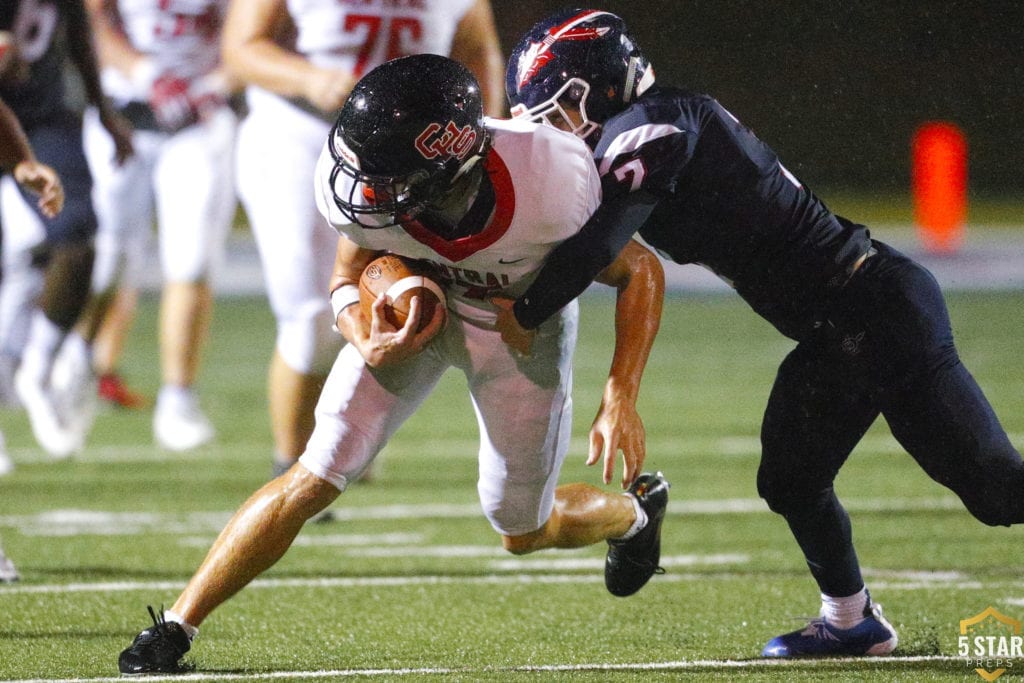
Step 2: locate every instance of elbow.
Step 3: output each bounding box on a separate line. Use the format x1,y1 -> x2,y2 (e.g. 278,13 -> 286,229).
639,248 -> 666,299
598,241 -> 665,294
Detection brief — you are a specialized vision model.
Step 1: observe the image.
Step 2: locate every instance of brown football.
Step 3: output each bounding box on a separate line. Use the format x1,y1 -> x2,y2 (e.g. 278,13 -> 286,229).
359,254 -> 446,332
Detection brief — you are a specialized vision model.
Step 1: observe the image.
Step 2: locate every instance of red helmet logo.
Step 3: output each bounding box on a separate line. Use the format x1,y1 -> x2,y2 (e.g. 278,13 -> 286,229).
414,121 -> 478,161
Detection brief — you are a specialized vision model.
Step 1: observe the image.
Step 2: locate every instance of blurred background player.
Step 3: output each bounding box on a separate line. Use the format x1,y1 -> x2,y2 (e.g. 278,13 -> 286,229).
220,0 -> 504,478
92,284 -> 147,408
0,93 -> 66,578
0,0 -> 132,458
61,0 -> 238,451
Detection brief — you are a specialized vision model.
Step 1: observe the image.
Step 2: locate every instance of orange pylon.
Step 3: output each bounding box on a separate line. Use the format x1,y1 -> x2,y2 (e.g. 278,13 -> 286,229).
912,122 -> 967,255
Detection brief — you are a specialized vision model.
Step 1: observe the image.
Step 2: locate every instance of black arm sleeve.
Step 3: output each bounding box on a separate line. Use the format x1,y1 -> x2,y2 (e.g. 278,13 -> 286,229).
512,190 -> 660,329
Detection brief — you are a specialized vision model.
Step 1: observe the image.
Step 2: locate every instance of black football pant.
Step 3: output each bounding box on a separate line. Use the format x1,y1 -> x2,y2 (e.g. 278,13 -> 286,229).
757,240 -> 1024,597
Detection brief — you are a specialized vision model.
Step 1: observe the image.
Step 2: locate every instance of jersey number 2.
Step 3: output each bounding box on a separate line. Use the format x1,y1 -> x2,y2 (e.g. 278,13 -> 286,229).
613,158 -> 646,192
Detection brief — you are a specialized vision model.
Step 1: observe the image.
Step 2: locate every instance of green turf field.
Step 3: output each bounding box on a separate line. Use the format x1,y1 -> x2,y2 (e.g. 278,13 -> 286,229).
1,291 -> 1022,681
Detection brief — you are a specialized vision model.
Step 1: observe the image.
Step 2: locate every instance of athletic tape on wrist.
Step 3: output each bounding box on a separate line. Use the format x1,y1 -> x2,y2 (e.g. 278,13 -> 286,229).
330,284 -> 360,332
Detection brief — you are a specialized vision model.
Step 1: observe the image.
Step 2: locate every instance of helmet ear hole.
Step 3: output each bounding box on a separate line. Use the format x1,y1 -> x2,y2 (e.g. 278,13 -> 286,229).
565,81 -> 587,105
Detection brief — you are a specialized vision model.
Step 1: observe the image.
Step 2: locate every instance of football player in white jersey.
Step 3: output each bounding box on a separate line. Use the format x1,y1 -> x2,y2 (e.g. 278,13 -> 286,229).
117,55 -> 668,674
0,94 -> 66,576
221,0 -> 504,479
65,0 -> 238,451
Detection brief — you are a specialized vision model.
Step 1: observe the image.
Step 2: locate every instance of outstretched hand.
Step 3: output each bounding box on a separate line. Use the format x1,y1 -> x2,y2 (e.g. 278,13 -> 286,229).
587,392 -> 646,489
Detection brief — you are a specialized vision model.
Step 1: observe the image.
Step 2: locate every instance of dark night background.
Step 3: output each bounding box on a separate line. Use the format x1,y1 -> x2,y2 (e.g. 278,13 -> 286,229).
493,1 -> 1024,196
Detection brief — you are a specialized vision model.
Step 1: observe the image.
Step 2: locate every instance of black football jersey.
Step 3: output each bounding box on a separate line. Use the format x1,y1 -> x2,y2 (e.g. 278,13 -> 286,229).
515,86 -> 875,340
0,0 -> 69,125
595,86 -> 872,339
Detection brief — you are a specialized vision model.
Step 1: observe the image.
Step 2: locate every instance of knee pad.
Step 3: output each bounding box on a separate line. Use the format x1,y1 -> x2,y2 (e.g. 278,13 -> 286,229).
0,258 -> 43,357
91,231 -> 128,294
756,466 -> 791,514
757,467 -> 819,516
275,304 -> 341,375
159,237 -> 220,284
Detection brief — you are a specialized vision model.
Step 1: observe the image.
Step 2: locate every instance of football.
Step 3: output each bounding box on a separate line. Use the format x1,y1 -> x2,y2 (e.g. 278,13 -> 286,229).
359,254 -> 447,332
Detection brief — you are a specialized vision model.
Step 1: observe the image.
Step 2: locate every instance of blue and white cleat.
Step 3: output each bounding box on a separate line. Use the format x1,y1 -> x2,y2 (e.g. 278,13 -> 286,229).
762,602 -> 898,657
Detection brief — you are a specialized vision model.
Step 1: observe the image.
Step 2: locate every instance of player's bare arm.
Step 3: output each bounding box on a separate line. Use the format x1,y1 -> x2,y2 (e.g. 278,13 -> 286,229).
69,0 -> 133,162
589,239 -> 664,487
0,99 -> 64,217
329,237 -> 441,368
84,0 -> 141,76
448,0 -> 504,117
222,0 -> 354,115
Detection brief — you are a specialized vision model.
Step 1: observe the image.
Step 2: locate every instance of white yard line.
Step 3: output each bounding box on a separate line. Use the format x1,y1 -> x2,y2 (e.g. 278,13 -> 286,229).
1,655 -> 977,683
0,496 -> 969,537
0,571 -> 695,595
8,431 -> 1024,464
1,565 -> 1008,597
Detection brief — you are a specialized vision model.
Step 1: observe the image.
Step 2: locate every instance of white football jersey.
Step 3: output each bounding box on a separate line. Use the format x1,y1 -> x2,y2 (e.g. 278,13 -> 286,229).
286,0 -> 476,76
101,0 -> 227,100
314,118 -> 601,317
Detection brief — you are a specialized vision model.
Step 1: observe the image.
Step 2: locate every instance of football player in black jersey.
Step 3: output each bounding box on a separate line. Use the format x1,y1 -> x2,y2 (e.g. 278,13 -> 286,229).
502,8 -> 1024,658
0,0 -> 132,457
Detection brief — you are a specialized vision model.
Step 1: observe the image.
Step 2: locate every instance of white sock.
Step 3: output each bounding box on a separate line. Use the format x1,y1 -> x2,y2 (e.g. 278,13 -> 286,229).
61,331 -> 91,367
164,609 -> 199,640
157,384 -> 195,411
20,311 -> 65,383
820,587 -> 869,629
613,493 -> 648,542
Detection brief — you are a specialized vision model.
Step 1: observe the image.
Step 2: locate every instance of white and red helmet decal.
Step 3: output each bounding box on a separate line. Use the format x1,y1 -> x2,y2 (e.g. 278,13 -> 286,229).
513,9 -> 614,90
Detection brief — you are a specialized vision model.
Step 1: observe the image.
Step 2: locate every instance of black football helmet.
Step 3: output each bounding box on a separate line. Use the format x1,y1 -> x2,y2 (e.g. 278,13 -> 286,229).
328,54 -> 490,228
505,8 -> 654,140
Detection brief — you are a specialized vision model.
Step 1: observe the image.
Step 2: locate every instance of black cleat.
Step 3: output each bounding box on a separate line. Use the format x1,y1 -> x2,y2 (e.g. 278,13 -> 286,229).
118,606 -> 193,675
605,471 -> 670,597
